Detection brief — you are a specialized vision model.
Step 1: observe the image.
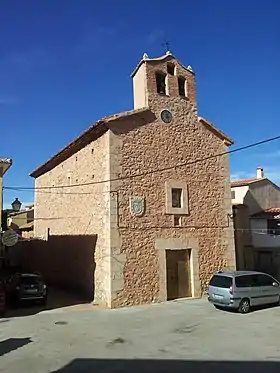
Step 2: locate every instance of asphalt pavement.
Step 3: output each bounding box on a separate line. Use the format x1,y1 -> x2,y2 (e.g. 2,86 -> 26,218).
1,298 -> 280,372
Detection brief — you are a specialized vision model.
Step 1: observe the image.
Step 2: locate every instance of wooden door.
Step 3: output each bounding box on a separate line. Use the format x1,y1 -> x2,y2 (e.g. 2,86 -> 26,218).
166,249 -> 192,300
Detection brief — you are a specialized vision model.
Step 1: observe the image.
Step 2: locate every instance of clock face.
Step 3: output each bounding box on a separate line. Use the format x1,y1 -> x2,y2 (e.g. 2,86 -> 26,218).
161,109 -> 173,123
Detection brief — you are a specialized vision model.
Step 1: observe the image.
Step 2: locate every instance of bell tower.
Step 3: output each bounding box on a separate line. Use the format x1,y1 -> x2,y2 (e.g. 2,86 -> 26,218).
131,51 -> 197,109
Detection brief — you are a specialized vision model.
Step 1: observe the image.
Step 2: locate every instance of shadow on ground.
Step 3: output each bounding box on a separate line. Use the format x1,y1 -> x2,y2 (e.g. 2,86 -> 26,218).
3,287 -> 90,318
214,302 -> 280,314
50,358 -> 280,373
0,337 -> 32,357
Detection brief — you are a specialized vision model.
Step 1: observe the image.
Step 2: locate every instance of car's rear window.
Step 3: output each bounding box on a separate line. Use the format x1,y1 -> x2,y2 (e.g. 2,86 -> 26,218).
20,276 -> 42,285
209,275 -> 232,288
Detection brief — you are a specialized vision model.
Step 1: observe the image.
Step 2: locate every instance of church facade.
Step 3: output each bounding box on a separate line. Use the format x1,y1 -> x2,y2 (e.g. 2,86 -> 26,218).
31,51 -> 235,308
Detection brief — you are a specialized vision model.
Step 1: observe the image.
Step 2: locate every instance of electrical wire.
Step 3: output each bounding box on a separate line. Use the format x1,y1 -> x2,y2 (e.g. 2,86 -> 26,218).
3,134 -> 280,192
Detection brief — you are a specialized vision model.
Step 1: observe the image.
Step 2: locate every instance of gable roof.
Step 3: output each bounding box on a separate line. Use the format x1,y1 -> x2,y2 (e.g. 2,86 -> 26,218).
197,117 -> 233,146
30,107 -> 151,178
251,207 -> 280,219
8,206 -> 34,217
231,178 -> 265,187
131,51 -> 195,78
30,108 -> 234,179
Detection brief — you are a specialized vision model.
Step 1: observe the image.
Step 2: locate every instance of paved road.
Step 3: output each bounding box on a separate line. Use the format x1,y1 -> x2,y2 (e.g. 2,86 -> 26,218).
1,298 -> 280,372
3,287 -> 93,318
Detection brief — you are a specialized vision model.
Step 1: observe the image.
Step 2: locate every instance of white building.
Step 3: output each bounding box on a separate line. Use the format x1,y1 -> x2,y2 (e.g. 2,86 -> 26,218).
231,167 -> 280,278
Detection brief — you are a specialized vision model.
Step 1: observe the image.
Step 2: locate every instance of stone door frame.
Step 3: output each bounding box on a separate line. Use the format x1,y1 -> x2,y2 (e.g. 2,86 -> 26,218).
155,237 -> 201,302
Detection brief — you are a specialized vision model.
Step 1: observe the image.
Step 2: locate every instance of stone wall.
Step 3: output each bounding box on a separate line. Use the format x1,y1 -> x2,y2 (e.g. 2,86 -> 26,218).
33,132 -> 112,305
110,57 -> 235,308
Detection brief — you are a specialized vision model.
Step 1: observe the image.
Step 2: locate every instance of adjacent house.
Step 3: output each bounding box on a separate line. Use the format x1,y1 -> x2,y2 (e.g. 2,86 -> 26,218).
1,200 -> 34,268
8,203 -> 34,239
30,51 -> 235,308
232,167 -> 280,278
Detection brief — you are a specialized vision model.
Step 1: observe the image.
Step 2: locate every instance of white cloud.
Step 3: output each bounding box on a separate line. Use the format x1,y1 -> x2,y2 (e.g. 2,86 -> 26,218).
230,171 -> 254,181
253,150 -> 280,159
230,169 -> 280,186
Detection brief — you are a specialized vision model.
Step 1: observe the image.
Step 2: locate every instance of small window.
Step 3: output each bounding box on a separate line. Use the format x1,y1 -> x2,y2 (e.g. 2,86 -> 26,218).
165,181 -> 189,215
167,63 -> 175,75
209,275 -> 232,289
172,188 -> 182,208
231,190 -> 235,199
267,219 -> 280,235
156,72 -> 166,94
178,77 -> 186,96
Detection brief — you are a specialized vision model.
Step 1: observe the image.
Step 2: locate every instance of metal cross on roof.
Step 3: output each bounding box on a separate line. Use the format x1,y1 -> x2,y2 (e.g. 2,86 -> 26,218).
162,39 -> 171,53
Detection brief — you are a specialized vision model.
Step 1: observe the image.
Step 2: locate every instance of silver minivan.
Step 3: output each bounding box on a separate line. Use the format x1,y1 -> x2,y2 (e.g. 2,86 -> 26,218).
207,270 -> 280,313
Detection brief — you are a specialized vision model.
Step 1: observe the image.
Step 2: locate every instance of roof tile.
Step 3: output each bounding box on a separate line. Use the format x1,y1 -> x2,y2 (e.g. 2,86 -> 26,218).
251,207 -> 280,218
231,178 -> 264,187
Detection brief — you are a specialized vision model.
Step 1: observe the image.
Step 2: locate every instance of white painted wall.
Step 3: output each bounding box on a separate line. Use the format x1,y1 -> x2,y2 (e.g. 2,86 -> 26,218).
251,219 -> 280,248
133,63 -> 147,109
231,186 -> 249,204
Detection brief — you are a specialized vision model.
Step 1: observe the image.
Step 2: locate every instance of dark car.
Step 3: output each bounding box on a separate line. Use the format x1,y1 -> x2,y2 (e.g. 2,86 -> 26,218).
6,273 -> 47,306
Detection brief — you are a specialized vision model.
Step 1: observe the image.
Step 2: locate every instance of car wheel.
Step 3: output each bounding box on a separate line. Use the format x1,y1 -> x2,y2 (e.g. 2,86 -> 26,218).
238,298 -> 250,314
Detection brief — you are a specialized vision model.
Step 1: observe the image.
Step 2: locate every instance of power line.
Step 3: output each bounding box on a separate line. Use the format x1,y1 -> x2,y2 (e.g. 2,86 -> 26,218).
3,188 -> 110,195
8,216 -> 85,221
4,134 -> 280,192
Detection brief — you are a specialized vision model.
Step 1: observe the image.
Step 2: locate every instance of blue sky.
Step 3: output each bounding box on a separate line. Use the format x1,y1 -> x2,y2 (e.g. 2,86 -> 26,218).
1,0 -> 280,208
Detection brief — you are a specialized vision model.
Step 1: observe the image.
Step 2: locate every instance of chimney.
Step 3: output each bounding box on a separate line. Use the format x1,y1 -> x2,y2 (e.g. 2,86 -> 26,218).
257,167 -> 264,179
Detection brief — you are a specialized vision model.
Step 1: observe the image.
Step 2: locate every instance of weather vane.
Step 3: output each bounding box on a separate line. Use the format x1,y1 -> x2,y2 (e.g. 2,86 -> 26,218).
162,39 -> 171,53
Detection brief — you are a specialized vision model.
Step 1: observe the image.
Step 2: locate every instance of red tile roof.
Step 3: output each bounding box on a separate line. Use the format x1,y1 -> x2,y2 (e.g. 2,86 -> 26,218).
231,178 -> 265,187
251,207 -> 280,219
